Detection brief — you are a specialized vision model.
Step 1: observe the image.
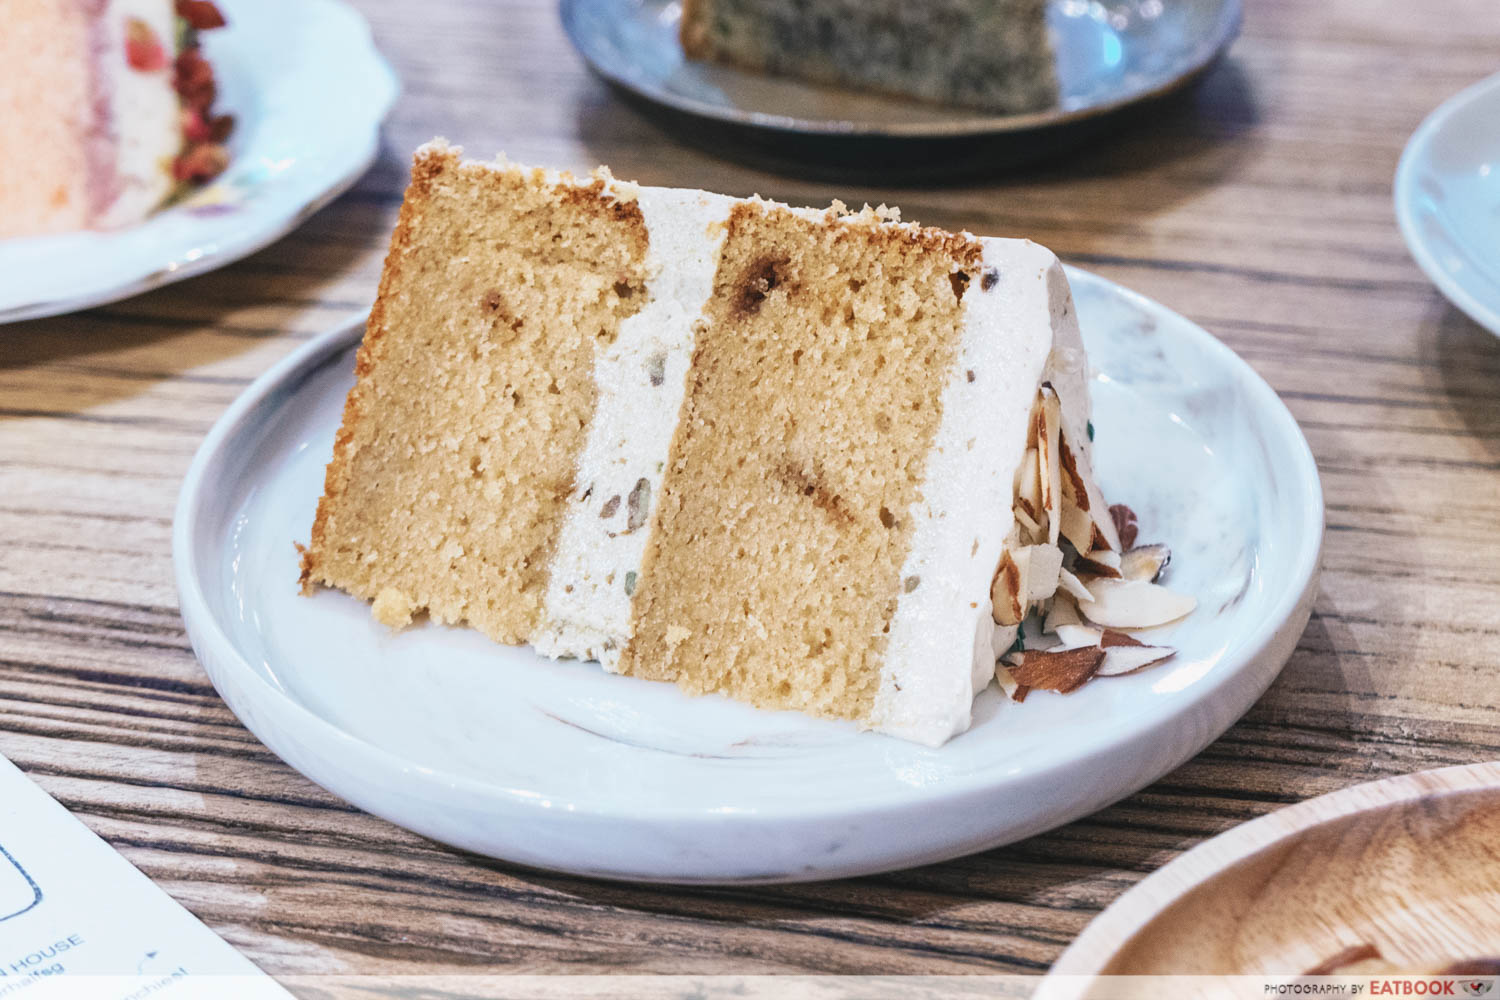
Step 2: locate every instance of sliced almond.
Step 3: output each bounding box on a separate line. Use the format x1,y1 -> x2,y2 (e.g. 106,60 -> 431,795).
1110,503 -> 1139,550
994,666 -> 1032,703
1096,643 -> 1175,676
1077,577 -> 1196,629
990,548 -> 1024,626
1101,629 -> 1143,647
1119,544 -> 1171,583
1053,623 -> 1104,649
1074,553 -> 1122,579
1058,437 -> 1089,508
1044,594 -> 1082,632
1022,543 -> 1064,603
1017,446 -> 1041,518
1059,499 -> 1096,557
1079,467 -> 1123,553
995,665 -> 1022,700
1057,566 -> 1094,603
1087,548 -> 1121,570
1013,503 -> 1044,541
1055,416 -> 1121,553
1036,388 -> 1063,547
1009,646 -> 1105,693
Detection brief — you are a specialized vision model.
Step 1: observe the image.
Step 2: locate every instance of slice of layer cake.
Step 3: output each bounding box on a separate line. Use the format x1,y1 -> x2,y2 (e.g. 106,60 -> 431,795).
300,141 -> 1168,746
0,0 -> 232,239
679,0 -> 1058,114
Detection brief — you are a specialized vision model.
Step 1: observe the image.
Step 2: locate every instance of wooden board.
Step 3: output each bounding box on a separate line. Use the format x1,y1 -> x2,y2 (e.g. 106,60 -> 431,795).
1,0 -> 1499,977
1045,762 -> 1500,985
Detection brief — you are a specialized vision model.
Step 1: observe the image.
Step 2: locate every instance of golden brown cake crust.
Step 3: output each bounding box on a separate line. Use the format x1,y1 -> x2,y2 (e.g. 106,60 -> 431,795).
298,145 -> 446,596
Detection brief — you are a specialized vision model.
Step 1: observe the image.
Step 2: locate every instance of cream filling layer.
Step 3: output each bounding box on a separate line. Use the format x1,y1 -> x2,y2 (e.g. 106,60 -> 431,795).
871,240 -> 1087,747
97,0 -> 181,227
533,187 -> 734,668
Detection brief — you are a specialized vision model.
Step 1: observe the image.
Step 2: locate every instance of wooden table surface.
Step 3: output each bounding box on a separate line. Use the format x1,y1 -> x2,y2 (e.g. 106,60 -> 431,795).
3,0 -> 1499,980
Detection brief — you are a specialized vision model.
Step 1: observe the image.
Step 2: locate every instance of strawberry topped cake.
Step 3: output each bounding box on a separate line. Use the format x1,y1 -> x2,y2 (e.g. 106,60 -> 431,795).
0,0 -> 234,239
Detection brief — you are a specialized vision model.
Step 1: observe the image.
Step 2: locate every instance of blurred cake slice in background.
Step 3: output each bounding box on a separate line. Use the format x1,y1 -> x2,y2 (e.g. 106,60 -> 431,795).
0,0 -> 233,239
679,0 -> 1058,113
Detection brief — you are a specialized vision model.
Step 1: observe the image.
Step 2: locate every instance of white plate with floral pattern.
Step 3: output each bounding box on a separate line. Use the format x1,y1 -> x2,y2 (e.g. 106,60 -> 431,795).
174,268 -> 1324,884
0,0 -> 398,324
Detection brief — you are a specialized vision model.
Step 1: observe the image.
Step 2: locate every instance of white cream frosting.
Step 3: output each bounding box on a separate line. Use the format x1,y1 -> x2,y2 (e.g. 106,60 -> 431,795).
870,241 -> 1095,746
97,0 -> 181,227
516,168 -> 1103,745
533,186 -> 734,667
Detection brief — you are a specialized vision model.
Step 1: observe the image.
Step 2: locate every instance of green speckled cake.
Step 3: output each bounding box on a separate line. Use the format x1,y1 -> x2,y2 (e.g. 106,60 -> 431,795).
679,0 -> 1058,113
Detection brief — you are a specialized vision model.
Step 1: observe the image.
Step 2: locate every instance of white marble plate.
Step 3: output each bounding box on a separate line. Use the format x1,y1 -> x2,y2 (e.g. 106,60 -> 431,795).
173,269 -> 1323,884
0,0 -> 398,324
1395,71 -> 1500,337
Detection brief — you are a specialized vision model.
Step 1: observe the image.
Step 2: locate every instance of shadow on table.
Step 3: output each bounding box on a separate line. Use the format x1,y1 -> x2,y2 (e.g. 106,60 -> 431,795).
1433,301 -> 1500,464
569,56 -> 1259,222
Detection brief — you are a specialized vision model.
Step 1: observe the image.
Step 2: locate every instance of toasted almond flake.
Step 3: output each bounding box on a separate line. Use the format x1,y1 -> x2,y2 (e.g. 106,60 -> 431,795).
1077,577 -> 1196,629
1074,554 -> 1122,578
1059,499 -> 1095,556
1057,566 -> 1094,603
1058,437 -> 1090,510
1022,543 -> 1065,603
1002,650 -> 1026,668
1110,503 -> 1140,550
1017,447 -> 1041,513
1044,594 -> 1082,632
995,665 -> 1022,699
1088,548 -> 1122,570
1053,623 -> 1104,649
1096,643 -> 1175,676
1056,416 -> 1122,552
1010,646 -> 1105,693
1101,628 -> 1144,647
991,548 -> 1024,626
1014,503 -> 1043,539
1037,388 -> 1063,546
1120,543 -> 1171,582
1081,477 -> 1122,553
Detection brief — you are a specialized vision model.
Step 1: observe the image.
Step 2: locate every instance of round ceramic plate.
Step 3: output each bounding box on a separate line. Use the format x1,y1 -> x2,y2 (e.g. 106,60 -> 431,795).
1039,762 -> 1500,991
559,0 -> 1241,175
173,268 -> 1323,884
0,0 -> 399,324
1395,71 -> 1500,338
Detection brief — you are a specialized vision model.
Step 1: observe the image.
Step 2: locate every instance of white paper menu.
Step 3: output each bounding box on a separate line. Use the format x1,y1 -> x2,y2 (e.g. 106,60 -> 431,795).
0,754 -> 289,998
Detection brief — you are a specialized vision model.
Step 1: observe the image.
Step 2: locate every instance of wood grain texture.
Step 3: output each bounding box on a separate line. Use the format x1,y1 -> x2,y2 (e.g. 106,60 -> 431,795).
2,0 -> 1500,977
1043,762 -> 1500,988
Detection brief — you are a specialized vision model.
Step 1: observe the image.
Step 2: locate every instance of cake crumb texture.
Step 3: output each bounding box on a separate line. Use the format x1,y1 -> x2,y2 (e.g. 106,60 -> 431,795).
371,586 -> 417,628
0,0 -> 94,237
299,142 -> 650,643
618,201 -> 982,722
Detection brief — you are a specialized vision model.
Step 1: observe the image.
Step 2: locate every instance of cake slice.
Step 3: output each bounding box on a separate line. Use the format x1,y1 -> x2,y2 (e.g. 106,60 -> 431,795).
299,141 -> 1186,746
0,0 -> 232,240
679,0 -> 1058,114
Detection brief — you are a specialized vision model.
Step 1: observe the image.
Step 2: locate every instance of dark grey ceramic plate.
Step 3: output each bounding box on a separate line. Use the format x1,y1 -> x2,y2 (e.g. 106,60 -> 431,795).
560,0 -> 1241,178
